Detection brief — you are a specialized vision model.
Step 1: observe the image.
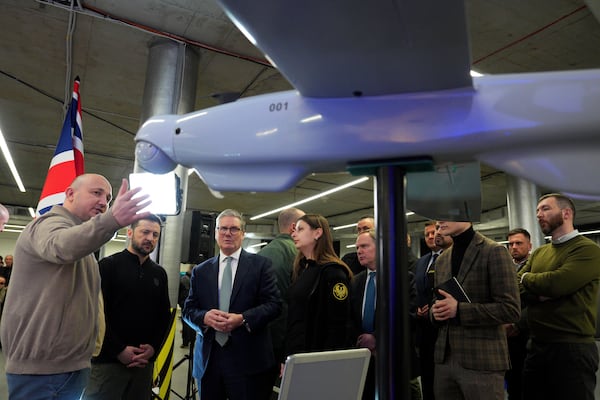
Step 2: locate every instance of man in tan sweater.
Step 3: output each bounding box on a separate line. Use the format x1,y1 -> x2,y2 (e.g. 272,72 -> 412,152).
0,174 -> 151,400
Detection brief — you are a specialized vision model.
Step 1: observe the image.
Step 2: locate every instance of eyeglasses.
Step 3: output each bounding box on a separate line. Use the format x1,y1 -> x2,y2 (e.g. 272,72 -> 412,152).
357,226 -> 373,233
217,226 -> 242,235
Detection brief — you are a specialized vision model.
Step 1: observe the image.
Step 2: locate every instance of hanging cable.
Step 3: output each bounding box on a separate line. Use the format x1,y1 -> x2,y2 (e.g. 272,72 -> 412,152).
63,0 -> 78,115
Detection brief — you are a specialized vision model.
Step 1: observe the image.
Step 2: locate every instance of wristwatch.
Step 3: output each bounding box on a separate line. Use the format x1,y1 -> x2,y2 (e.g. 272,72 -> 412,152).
242,318 -> 251,333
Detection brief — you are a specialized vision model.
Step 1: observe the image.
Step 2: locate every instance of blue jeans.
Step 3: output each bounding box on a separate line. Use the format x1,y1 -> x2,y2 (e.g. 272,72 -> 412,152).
6,368 -> 90,400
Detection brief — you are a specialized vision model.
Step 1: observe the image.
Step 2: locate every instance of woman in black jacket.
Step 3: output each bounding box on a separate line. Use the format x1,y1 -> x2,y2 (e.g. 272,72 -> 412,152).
285,214 -> 353,356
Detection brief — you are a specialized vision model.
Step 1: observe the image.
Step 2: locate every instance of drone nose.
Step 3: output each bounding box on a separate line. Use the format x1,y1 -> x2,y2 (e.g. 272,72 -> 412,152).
135,141 -> 177,173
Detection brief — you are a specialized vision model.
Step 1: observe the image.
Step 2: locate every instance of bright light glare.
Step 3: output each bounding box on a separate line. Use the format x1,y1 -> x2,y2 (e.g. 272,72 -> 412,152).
129,171 -> 179,215
300,115 -> 322,124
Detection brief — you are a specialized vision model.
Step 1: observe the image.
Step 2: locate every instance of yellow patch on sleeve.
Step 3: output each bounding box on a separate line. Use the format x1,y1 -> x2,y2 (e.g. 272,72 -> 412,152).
332,283 -> 348,300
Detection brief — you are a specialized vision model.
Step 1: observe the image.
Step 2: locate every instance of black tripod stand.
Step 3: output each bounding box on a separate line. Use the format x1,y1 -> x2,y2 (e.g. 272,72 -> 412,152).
171,333 -> 197,400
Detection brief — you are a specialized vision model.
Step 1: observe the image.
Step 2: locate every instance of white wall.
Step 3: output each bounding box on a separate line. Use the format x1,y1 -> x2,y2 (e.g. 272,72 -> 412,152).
0,231 -> 19,259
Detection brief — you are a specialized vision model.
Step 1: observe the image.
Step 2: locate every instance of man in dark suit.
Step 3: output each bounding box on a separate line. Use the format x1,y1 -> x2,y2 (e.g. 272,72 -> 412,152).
351,230 -> 421,400
351,230 -> 378,400
431,221 -> 520,400
183,209 -> 281,400
342,215 -> 375,275
415,221 -> 453,400
505,228 -> 532,400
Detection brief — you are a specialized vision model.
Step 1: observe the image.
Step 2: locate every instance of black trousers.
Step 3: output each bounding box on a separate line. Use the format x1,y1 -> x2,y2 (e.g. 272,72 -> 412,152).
522,340 -> 598,400
505,332 -> 528,400
417,321 -> 438,400
201,342 -> 273,400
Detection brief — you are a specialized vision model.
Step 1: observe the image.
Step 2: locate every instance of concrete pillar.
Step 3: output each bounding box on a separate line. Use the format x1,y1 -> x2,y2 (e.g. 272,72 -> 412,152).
136,38 -> 199,306
506,175 -> 545,249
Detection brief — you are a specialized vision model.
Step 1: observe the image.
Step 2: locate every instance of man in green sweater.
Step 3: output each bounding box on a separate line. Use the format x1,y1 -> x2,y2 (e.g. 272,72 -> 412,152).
259,207 -> 304,390
518,193 -> 600,400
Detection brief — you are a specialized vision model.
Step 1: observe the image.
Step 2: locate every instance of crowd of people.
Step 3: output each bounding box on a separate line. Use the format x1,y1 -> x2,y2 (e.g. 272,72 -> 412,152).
1,178 -> 600,400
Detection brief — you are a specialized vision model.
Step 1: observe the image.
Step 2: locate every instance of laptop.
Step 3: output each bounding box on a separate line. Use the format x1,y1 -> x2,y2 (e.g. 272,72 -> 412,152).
277,348 -> 371,400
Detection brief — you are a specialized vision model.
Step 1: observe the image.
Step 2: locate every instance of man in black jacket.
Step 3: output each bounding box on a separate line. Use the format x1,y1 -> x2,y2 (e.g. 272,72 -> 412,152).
84,214 -> 171,400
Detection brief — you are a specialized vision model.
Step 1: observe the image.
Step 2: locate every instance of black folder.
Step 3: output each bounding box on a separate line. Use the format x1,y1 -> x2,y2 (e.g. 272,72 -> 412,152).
435,277 -> 471,303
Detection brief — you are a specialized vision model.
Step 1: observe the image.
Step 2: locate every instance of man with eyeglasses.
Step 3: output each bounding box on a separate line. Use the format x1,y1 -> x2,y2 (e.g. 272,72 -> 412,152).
183,209 -> 281,400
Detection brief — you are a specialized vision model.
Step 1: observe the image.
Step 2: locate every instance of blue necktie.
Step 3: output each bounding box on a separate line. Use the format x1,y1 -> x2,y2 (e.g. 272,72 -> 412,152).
216,256 -> 232,346
362,271 -> 376,333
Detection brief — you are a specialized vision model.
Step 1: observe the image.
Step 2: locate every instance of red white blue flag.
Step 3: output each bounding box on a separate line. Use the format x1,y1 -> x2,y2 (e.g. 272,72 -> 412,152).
36,76 -> 85,216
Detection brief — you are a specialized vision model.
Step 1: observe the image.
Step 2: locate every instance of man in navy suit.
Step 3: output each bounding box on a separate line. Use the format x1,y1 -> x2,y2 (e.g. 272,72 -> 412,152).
351,229 -> 421,400
183,209 -> 281,400
415,221 -> 453,400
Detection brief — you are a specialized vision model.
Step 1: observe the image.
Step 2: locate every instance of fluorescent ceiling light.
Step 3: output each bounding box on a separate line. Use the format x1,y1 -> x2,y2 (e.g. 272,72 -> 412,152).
111,233 -> 128,243
0,126 -> 26,192
250,177 -> 370,220
2,228 -> 24,233
28,207 -> 36,218
333,211 -> 415,231
248,242 -> 268,249
333,223 -> 359,231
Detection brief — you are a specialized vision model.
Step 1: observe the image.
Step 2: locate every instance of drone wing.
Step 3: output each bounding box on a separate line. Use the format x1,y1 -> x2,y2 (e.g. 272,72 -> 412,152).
219,0 -> 472,97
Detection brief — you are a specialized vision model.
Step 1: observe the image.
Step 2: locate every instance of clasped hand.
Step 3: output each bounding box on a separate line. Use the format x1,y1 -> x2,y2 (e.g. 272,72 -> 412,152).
204,309 -> 243,333
117,344 -> 154,368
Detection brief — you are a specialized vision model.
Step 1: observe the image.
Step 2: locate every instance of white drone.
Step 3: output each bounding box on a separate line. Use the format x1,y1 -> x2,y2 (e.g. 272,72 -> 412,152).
135,0 -> 600,210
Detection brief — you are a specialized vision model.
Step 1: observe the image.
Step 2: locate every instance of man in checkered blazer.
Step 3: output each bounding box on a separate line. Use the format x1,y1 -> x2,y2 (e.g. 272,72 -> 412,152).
431,221 -> 520,400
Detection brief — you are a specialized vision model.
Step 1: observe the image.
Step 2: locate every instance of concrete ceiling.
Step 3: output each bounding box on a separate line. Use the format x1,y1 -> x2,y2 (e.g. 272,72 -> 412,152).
1,0 -> 600,241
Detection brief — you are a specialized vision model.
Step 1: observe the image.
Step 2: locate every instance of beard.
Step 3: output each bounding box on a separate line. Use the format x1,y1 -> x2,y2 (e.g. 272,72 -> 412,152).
539,212 -> 564,235
511,252 -> 527,262
131,240 -> 155,256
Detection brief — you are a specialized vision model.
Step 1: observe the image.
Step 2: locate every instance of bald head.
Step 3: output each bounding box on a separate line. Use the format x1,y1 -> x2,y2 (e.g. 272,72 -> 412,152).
278,208 -> 305,234
63,174 -> 113,221
0,204 -> 9,232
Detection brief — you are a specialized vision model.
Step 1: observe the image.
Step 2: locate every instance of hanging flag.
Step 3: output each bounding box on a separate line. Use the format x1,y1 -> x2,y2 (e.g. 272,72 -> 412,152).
36,76 -> 85,217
